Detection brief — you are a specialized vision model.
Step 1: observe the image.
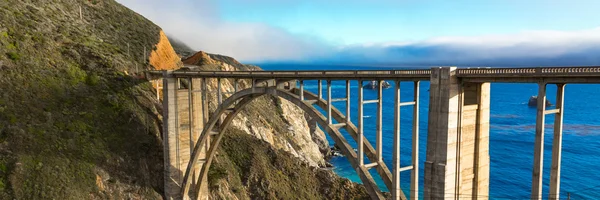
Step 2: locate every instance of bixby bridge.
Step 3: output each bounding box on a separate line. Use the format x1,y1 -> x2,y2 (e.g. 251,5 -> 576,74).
147,67 -> 600,200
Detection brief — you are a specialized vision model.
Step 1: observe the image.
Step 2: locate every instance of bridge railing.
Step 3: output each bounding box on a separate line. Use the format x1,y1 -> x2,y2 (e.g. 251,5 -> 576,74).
456,66 -> 600,77
146,66 -> 600,80
160,69 -> 433,79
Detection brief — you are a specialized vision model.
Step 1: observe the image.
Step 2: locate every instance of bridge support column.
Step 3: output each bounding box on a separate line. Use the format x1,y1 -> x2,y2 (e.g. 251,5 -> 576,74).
531,83 -> 546,199
318,80 -> 323,99
358,80 -> 365,165
549,84 -> 565,199
162,72 -> 207,200
424,67 -> 490,199
346,80 -> 351,123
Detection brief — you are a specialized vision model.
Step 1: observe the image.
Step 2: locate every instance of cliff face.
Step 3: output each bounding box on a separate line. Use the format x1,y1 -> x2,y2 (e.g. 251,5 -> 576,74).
149,31 -> 183,70
181,51 -> 369,199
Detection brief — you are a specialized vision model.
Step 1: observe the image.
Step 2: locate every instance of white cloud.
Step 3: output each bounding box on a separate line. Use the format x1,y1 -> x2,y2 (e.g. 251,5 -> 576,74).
117,0 -> 331,62
332,27 -> 600,66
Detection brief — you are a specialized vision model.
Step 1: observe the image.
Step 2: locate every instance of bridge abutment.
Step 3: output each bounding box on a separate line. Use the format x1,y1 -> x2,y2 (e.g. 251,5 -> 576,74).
162,73 -> 208,200
424,67 -> 490,199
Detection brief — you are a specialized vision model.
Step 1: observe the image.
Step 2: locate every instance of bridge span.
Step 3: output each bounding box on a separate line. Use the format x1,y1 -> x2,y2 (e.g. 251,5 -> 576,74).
147,66 -> 600,200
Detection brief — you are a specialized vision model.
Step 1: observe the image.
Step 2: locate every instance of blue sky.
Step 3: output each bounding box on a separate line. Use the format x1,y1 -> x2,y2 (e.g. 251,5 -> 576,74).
119,0 -> 600,66
217,0 -> 600,45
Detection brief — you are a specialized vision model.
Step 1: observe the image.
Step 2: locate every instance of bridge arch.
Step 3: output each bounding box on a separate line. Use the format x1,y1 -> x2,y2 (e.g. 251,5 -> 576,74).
180,86 -> 396,200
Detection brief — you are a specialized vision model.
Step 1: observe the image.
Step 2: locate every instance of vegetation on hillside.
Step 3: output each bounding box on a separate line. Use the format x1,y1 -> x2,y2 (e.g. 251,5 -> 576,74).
0,0 -> 165,198
209,129 -> 370,200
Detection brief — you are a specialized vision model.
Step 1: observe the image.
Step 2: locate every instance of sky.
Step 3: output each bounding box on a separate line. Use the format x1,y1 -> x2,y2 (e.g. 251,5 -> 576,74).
118,0 -> 600,66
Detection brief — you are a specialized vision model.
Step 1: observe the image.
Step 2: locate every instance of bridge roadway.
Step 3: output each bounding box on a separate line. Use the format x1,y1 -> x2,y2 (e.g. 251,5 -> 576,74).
147,66 -> 600,200
155,66 -> 600,83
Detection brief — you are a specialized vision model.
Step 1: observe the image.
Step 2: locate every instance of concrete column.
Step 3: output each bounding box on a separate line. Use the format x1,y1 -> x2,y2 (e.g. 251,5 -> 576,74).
377,80 -> 383,162
346,80 -> 351,123
358,80 -> 364,165
411,80 -> 420,200
424,67 -> 490,199
392,80 -> 401,200
318,80 -> 323,99
473,82 -> 490,198
176,78 -> 206,199
192,78 -> 208,200
187,78 -> 195,186
217,78 -> 222,104
549,84 -> 566,199
162,75 -> 208,200
162,73 -> 181,200
327,80 -> 332,124
299,80 -> 304,100
188,78 -> 195,157
531,83 -> 546,199
234,79 -> 238,93
251,79 -> 256,93
201,78 -> 208,125
217,78 -> 222,125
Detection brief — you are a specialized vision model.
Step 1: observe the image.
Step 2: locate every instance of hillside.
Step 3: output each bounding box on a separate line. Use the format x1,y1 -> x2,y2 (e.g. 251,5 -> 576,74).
0,0 -> 180,199
0,1 -> 368,199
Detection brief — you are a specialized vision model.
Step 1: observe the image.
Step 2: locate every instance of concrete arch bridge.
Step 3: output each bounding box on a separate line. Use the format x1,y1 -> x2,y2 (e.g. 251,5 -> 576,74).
146,67 -> 600,200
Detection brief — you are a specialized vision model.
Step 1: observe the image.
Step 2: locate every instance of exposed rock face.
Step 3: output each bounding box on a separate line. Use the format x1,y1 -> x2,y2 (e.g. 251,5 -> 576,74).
149,31 -> 183,70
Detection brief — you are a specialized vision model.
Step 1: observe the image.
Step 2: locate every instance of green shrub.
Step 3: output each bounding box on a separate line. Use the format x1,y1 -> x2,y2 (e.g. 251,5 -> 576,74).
85,74 -> 100,86
208,165 -> 228,188
6,52 -> 19,60
0,179 -> 5,193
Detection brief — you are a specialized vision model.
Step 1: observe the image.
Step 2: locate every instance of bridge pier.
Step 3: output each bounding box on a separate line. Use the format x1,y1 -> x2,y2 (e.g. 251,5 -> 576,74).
162,72 -> 208,200
532,83 -> 566,200
424,67 -> 490,199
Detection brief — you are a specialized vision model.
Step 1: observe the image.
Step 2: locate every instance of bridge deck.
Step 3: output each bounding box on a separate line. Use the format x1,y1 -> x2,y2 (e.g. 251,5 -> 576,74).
147,66 -> 600,83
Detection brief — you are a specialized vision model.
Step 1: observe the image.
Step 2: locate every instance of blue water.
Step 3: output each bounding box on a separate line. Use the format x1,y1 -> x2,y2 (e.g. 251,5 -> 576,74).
259,64 -> 600,199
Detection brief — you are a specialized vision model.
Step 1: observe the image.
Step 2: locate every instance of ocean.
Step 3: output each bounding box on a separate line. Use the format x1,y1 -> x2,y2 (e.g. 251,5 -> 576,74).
259,64 -> 600,199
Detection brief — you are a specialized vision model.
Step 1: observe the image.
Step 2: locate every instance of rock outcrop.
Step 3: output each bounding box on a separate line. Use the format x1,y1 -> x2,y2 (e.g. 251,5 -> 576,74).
363,80 -> 392,89
528,95 -> 552,107
149,31 -> 183,70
